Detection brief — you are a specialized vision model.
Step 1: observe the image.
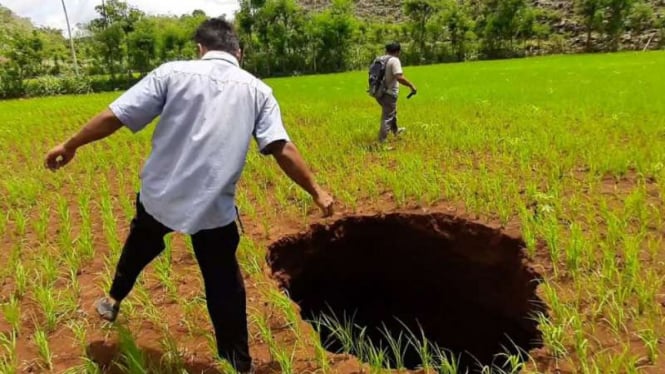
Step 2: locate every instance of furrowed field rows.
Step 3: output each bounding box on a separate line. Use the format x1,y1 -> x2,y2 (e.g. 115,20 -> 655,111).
1,51 -> 665,373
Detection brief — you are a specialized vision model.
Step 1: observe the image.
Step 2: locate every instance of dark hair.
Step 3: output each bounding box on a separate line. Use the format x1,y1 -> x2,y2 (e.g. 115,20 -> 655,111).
194,18 -> 240,53
385,42 -> 401,53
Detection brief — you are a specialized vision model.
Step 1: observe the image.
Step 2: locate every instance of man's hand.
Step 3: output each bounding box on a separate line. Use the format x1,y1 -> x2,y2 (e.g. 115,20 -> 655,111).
45,143 -> 76,171
407,87 -> 418,99
314,189 -> 334,217
45,109 -> 124,172
269,141 -> 335,218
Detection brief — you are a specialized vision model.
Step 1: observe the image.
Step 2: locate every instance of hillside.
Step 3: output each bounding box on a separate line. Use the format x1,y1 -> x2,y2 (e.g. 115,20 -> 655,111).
0,4 -> 34,57
298,0 -> 665,50
299,0 -> 405,20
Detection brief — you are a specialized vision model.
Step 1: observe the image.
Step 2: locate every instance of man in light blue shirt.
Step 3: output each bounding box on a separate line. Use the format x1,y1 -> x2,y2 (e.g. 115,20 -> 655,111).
45,18 -> 333,374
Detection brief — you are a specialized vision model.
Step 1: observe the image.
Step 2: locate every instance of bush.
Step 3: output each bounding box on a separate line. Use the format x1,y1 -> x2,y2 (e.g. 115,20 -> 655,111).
61,75 -> 93,95
0,67 -> 24,99
24,75 -> 93,97
89,75 -> 141,92
0,73 -> 136,99
24,76 -> 63,97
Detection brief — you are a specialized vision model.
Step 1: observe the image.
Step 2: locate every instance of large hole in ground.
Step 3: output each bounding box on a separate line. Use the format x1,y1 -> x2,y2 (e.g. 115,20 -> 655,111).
267,213 -> 547,371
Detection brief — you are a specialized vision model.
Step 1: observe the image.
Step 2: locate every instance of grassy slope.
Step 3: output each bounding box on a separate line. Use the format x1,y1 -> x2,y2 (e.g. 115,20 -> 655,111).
1,51 -> 665,372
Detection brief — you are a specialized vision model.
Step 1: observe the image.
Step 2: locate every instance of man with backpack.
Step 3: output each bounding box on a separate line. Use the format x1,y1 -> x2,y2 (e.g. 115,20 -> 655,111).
368,42 -> 417,143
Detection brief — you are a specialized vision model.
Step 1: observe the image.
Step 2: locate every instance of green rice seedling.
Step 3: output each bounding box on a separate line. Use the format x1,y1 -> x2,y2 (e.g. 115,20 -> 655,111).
308,328 -> 330,373
272,343 -> 297,374
116,325 -> 148,374
542,218 -> 561,275
266,288 -> 302,338
312,310 -> 356,354
158,329 -> 186,373
100,192 -> 121,256
34,286 -> 58,332
518,206 -> 537,257
602,293 -> 628,335
1,296 -> 21,333
535,313 -> 567,358
140,299 -> 161,327
64,249 -> 83,279
119,191 -> 135,223
436,348 -> 461,374
637,328 -> 659,363
13,261 -> 27,298
239,245 -> 262,276
360,338 -> 388,373
36,253 -> 60,287
635,269 -> 663,318
34,207 -> 50,242
77,224 -> 95,261
154,236 -> 177,297
61,360 -> 102,374
0,355 -> 16,374
379,325 -> 407,370
34,329 -> 53,370
252,310 -> 275,349
11,209 -> 27,239
400,322 -> 437,372
0,331 -> 17,374
67,267 -> 81,298
67,320 -> 88,350
0,211 -> 7,240
57,195 -> 72,244
565,223 -> 588,272
493,350 -> 527,374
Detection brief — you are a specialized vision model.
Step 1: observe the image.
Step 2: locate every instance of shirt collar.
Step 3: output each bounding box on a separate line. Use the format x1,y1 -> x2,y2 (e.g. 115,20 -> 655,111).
201,51 -> 239,67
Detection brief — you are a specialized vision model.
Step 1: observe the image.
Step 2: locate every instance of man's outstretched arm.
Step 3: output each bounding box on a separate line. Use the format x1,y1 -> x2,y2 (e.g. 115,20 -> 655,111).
45,109 -> 124,171
265,140 -> 334,217
396,74 -> 417,93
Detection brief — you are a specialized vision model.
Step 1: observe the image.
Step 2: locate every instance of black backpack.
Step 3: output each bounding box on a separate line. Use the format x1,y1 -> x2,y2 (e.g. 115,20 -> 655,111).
367,55 -> 392,98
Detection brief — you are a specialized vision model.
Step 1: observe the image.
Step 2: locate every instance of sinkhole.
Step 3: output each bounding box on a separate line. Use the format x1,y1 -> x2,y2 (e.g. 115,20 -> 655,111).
267,213 -> 547,371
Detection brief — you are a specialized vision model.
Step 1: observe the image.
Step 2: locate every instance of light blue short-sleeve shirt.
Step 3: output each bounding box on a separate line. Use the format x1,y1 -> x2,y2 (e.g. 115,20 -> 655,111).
109,51 -> 290,234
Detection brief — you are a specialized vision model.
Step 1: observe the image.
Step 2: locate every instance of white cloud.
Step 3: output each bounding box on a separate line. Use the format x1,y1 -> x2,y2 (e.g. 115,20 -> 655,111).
1,0 -> 239,34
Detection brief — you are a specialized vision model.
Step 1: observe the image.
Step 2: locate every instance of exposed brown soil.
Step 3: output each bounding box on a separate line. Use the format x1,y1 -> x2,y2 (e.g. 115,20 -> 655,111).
268,213 -> 547,370
3,165 -> 664,373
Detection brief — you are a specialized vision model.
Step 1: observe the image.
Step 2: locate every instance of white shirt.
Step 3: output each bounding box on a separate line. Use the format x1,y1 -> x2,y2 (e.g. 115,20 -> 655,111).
109,51 -> 289,234
384,56 -> 403,97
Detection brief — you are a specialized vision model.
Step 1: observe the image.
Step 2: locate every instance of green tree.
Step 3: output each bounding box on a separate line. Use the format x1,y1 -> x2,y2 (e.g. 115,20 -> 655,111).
404,0 -> 440,60
479,0 -> 532,57
128,19 -> 157,73
604,0 -> 635,51
442,0 -> 476,61
309,0 -> 356,72
251,0 -> 309,76
576,0 -> 604,51
8,31 -> 45,79
627,1 -> 654,45
86,0 -> 145,76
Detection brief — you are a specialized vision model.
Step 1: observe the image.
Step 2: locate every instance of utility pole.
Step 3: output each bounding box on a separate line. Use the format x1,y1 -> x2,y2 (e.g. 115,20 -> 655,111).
60,0 -> 80,76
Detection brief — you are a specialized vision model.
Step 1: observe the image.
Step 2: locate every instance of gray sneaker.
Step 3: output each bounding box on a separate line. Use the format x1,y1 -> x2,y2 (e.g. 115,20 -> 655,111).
396,127 -> 406,135
95,297 -> 119,322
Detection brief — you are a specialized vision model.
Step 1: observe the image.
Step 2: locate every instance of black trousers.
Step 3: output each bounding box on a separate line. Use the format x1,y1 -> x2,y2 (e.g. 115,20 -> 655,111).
109,195 -> 251,371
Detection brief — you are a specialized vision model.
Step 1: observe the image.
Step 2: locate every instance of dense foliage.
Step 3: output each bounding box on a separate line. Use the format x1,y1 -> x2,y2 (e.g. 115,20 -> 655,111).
0,0 -> 663,98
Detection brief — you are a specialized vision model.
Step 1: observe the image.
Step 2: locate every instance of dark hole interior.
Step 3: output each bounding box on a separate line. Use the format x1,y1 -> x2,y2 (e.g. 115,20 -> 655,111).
267,213 -> 547,371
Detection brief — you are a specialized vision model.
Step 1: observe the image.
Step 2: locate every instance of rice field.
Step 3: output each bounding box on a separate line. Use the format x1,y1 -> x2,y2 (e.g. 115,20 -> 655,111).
1,51 -> 665,373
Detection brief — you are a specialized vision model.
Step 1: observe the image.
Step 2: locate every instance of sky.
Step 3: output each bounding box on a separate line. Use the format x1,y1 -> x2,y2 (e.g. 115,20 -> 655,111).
1,0 -> 240,34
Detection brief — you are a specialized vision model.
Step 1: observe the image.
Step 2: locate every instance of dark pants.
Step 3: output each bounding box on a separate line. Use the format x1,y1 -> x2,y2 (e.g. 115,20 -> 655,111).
376,94 -> 398,142
109,195 -> 251,372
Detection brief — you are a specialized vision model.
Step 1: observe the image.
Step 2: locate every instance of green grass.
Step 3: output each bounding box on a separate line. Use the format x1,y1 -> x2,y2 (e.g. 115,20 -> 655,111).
1,51 -> 664,373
